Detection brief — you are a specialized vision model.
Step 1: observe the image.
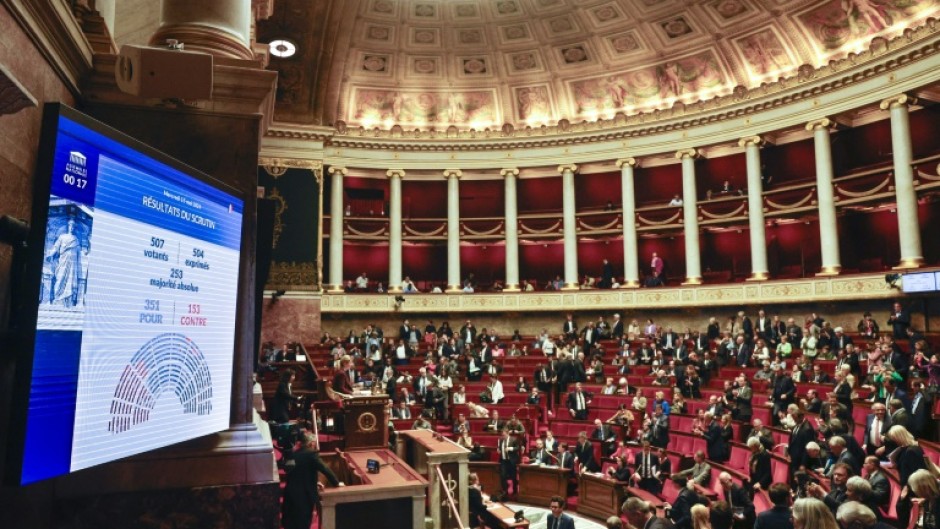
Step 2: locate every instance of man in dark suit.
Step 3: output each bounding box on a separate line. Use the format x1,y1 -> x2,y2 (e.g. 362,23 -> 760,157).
888,398 -> 910,431
882,378 -> 909,410
497,429 -> 521,496
862,403 -> 891,457
831,327 -> 853,353
827,436 -> 860,476
563,314 -> 578,340
622,497 -> 675,529
282,433 -> 343,529
534,363 -> 554,393
574,431 -> 599,472
909,381 -> 929,437
649,404 -> 671,449
719,471 -> 755,526
591,419 -> 617,457
659,327 -> 680,356
754,483 -> 794,529
547,496 -> 576,529
484,410 -> 504,433
668,475 -> 705,529
457,320 -> 476,349
748,437 -> 773,491
632,441 -> 662,494
887,302 -> 910,339
701,412 -> 728,462
836,344 -> 862,378
611,313 -> 624,339
582,322 -> 600,354
863,456 -> 891,509
735,335 -> 752,367
567,382 -> 591,420
529,439 -> 552,465
398,319 -> 411,341
771,365 -> 796,423
788,409 -> 816,475
810,364 -> 831,384
557,443 -> 575,475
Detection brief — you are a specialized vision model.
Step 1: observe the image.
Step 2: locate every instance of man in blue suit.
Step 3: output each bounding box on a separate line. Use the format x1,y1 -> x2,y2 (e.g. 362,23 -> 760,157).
547,496 -> 576,529
754,483 -> 794,529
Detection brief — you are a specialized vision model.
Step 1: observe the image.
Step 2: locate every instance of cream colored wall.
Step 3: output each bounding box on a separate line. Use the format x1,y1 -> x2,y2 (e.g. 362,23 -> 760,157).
265,295 -> 934,345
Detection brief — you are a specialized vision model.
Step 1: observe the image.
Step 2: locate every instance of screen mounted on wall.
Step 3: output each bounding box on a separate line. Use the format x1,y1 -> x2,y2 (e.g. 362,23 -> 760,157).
8,104 -> 244,485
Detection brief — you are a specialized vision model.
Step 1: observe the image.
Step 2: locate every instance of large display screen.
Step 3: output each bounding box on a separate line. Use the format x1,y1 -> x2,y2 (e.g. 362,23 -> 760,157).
10,105 -> 243,485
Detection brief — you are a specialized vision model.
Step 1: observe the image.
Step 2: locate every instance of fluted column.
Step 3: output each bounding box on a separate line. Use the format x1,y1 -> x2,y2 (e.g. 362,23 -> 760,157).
150,0 -> 254,59
558,164 -> 580,289
502,168 -> 521,291
327,166 -> 347,292
617,158 -> 640,288
739,137 -> 769,281
387,169 -> 405,292
806,119 -> 841,276
676,149 -> 702,285
444,169 -> 463,292
881,95 -> 924,269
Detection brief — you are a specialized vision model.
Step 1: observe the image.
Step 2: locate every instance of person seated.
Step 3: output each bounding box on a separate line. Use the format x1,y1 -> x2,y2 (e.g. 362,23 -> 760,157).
527,388 -> 542,406
466,401 -> 489,418
529,439 -> 552,465
668,194 -> 683,206
401,276 -> 418,293
412,411 -> 433,430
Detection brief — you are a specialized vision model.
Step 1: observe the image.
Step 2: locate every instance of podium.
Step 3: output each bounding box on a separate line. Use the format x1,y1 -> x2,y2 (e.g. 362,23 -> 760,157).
343,395 -> 390,450
400,430 -> 470,529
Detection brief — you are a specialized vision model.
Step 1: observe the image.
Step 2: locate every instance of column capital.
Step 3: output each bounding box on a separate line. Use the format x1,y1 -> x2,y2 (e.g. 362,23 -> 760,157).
500,167 -> 520,177
557,164 -> 578,174
386,169 -> 406,179
880,94 -> 918,110
443,169 -> 463,179
616,158 -> 639,168
805,118 -> 836,131
675,148 -> 700,160
328,166 -> 348,176
738,136 -> 764,148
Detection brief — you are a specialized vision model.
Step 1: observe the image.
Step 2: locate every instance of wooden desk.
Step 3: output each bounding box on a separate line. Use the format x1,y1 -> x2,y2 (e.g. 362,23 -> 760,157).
518,464 -> 569,505
578,473 -> 629,521
319,449 -> 427,529
483,502 -> 530,529
400,429 -> 471,529
470,461 -> 504,498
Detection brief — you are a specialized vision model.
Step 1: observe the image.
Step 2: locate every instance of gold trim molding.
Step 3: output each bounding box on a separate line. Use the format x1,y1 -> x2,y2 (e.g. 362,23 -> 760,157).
267,261 -> 318,291
317,272 -> 908,313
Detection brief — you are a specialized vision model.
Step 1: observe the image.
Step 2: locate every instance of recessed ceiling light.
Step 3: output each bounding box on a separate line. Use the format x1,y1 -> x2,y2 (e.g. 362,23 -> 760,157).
269,40 -> 296,58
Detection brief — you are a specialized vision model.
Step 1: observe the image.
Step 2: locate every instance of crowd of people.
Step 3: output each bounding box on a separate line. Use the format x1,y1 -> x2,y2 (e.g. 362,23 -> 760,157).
302,301 -> 939,529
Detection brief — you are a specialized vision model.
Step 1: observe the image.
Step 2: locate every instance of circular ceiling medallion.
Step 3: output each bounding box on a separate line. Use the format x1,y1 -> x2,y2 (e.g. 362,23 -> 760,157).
269,39 -> 296,58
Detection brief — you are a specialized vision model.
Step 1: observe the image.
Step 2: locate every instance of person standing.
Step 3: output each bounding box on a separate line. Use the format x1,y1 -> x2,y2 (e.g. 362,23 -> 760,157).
497,429 -> 521,496
282,432 -> 344,529
754,483 -> 794,529
887,302 -> 911,339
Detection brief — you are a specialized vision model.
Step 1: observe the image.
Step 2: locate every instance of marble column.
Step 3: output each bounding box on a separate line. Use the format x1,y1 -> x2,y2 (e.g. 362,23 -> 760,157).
502,168 -> 521,291
387,169 -> 405,292
617,158 -> 640,288
327,166 -> 346,292
676,149 -> 702,285
806,119 -> 841,275
558,164 -> 580,289
150,0 -> 254,59
444,169 -> 463,292
880,95 -> 924,269
739,137 -> 769,281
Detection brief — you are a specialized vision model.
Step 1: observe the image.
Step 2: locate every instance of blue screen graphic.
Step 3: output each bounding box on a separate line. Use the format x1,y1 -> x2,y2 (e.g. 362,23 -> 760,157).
21,111 -> 243,484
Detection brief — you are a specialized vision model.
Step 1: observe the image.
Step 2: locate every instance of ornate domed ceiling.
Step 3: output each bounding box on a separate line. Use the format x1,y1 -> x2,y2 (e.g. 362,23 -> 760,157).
257,0 -> 939,130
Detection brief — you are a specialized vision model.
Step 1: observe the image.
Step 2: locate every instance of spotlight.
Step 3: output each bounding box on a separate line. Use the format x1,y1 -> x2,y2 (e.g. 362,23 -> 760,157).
885,273 -> 901,288
0,215 -> 29,246
272,289 -> 286,302
514,510 -> 525,522
394,295 -> 405,304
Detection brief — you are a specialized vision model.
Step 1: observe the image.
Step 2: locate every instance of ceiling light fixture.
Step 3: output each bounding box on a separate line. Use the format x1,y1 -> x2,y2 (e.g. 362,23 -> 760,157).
269,39 -> 296,58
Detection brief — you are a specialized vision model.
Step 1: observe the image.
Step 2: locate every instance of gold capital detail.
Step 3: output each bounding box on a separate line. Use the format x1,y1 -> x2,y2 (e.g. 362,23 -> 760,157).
500,168 -> 520,177
738,136 -> 763,148
557,164 -> 578,174
616,158 -> 638,168
675,149 -> 699,159
386,169 -> 406,179
328,166 -> 348,176
443,169 -> 463,179
880,94 -> 917,110
805,118 -> 834,131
